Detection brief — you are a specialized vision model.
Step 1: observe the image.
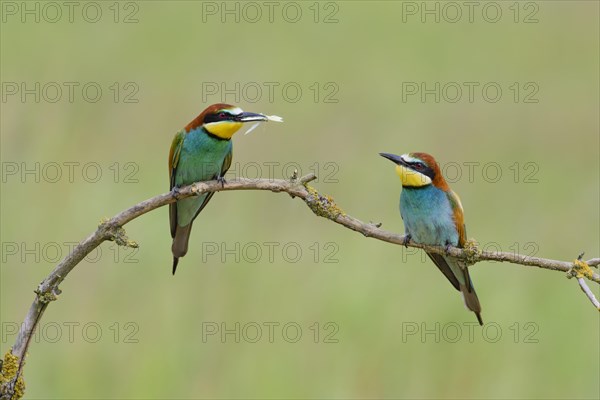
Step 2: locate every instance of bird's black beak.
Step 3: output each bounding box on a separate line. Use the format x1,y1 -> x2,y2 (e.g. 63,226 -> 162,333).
379,152 -> 405,166
236,112 -> 269,123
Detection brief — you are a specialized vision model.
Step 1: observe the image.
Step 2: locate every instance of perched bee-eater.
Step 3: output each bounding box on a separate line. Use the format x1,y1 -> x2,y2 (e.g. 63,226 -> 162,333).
380,152 -> 483,325
169,103 -> 281,274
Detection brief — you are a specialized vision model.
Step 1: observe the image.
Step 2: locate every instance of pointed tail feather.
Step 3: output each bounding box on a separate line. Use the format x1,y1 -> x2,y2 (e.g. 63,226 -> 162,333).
172,257 -> 179,275
460,275 -> 483,325
475,312 -> 483,326
427,252 -> 483,324
171,223 -> 193,275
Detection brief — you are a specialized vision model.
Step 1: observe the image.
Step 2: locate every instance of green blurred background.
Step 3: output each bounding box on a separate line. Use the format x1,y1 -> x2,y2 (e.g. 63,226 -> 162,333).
1,1 -> 599,398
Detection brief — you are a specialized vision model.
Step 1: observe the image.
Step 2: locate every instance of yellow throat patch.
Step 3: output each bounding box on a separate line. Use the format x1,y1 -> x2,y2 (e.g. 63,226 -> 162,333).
395,164 -> 432,187
204,121 -> 243,139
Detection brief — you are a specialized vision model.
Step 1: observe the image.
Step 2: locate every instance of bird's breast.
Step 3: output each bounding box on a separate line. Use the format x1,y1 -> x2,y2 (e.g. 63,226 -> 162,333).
400,186 -> 458,246
176,130 -> 232,186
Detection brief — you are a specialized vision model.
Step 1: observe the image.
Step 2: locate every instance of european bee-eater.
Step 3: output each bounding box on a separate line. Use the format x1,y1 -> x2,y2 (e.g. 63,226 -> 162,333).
169,103 -> 281,274
380,152 -> 483,325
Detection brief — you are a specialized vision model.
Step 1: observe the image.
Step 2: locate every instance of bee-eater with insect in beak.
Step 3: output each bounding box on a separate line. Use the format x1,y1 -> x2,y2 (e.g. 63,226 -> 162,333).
380,152 -> 483,325
169,103 -> 282,274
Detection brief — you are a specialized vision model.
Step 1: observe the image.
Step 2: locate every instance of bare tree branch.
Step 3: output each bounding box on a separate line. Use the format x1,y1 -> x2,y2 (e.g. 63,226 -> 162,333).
586,258 -> 600,267
576,278 -> 600,309
568,255 -> 600,310
1,174 -> 598,399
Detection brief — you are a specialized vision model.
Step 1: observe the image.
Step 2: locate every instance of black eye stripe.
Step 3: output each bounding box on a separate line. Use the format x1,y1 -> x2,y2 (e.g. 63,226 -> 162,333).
204,111 -> 232,124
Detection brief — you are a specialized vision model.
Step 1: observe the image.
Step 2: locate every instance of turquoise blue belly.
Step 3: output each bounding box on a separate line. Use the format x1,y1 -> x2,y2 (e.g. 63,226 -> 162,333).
400,186 -> 458,246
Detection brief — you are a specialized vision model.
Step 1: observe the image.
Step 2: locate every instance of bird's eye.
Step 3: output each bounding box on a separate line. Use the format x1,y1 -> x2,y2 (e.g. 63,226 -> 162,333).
414,163 -> 425,170
218,112 -> 227,119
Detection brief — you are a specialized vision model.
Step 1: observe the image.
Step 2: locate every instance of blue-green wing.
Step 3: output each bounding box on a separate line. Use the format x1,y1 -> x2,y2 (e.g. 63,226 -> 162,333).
183,148 -> 232,224
170,142 -> 232,237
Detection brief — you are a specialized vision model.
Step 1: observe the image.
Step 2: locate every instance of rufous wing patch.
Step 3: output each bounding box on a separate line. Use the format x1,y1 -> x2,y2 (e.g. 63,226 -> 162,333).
448,190 -> 467,246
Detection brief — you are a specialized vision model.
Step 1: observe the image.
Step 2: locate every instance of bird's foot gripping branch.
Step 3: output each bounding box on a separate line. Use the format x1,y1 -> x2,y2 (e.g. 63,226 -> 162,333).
1,174 -> 599,399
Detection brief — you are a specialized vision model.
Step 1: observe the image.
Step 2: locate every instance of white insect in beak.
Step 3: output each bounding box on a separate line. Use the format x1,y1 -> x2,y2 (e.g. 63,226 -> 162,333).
244,114 -> 284,135
265,115 -> 283,122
